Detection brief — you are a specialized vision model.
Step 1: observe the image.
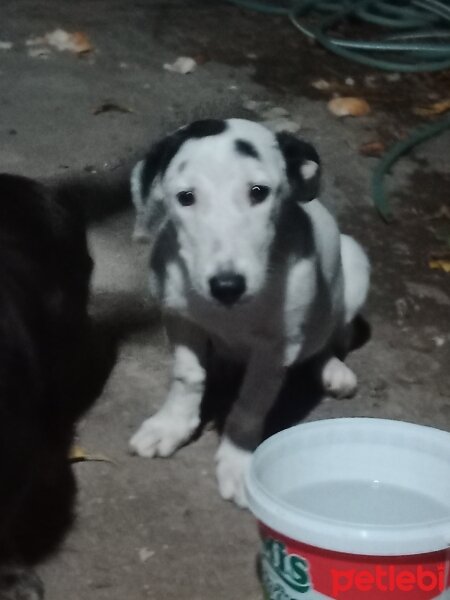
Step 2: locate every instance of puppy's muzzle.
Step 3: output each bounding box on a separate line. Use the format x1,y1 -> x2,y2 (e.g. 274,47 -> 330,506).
209,272 -> 246,306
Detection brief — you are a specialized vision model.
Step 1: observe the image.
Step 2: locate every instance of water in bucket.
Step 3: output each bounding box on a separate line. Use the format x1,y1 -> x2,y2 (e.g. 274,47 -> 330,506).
283,480 -> 450,526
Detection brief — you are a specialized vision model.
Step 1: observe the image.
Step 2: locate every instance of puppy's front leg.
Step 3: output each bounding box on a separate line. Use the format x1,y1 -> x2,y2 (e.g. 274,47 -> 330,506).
216,348 -> 286,507
130,315 -> 207,458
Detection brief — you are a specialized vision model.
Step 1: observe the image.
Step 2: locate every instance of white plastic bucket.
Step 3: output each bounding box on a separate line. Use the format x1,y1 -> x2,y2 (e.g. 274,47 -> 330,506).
246,418 -> 450,599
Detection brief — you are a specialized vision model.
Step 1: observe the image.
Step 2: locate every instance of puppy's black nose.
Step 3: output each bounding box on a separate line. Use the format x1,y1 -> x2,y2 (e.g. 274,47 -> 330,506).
209,272 -> 246,306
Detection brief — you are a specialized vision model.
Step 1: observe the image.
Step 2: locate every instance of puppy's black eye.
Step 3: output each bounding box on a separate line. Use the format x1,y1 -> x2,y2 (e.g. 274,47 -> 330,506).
249,185 -> 270,205
176,191 -> 195,207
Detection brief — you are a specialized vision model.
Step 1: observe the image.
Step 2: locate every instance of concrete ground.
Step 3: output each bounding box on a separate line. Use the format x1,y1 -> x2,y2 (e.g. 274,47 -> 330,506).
1,1 -> 449,598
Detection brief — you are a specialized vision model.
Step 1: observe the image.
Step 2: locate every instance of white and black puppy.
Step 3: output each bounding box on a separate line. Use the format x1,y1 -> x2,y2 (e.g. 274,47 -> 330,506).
129,119 -> 370,507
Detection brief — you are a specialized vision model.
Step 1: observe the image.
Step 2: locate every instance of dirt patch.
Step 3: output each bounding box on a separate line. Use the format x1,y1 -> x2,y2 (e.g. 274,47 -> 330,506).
154,2 -> 450,131
340,168 -> 450,329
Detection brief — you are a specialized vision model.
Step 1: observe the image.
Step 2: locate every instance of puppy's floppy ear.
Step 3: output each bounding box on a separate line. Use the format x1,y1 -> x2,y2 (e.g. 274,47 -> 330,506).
130,137 -> 173,243
131,120 -> 228,242
276,132 -> 321,203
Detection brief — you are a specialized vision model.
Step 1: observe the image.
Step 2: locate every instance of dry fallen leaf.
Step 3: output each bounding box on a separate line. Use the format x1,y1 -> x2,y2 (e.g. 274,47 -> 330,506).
413,99 -> 450,117
69,445 -> 114,464
311,78 -> 330,91
139,548 -> 155,563
328,97 -> 371,117
93,102 -> 133,115
429,250 -> 450,273
359,141 -> 385,157
27,47 -> 51,59
429,259 -> 450,273
263,118 -> 301,134
261,106 -> 290,120
45,29 -> 93,54
27,29 -> 93,55
163,56 -> 197,74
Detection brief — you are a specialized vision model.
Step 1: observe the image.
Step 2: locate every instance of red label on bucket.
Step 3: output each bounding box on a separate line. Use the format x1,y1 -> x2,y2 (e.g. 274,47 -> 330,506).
259,523 -> 450,600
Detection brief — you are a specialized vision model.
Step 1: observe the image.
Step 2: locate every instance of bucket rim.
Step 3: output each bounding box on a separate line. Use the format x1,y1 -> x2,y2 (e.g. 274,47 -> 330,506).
245,417 -> 450,556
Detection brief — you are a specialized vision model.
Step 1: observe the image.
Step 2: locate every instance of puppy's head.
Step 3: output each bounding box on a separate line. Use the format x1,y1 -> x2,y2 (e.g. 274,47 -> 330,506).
133,119 -> 320,306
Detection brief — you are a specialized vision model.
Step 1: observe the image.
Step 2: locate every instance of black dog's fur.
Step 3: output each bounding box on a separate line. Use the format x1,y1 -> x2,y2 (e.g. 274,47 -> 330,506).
0,174 -> 113,594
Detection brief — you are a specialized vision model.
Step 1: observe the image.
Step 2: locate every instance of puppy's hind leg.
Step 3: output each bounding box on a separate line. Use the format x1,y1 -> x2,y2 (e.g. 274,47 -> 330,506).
129,315 -> 207,458
320,235 -> 370,399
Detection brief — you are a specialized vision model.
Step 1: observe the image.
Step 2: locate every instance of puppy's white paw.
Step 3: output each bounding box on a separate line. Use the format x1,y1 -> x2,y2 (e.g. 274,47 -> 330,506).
321,357 -> 357,399
129,411 -> 199,458
215,437 -> 252,508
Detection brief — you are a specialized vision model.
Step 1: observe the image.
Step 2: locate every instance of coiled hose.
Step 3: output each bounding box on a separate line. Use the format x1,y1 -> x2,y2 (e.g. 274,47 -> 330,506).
225,0 -> 450,219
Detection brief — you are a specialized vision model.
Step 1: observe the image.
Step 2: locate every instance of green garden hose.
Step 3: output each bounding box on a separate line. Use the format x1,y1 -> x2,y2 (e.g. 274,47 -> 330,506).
289,0 -> 450,72
224,0 -> 450,219
373,115 -> 450,222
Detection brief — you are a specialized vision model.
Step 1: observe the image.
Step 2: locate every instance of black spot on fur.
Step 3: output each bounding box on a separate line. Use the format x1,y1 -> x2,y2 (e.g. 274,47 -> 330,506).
276,132 -> 321,203
234,139 -> 260,159
141,119 -> 227,199
184,119 -> 227,139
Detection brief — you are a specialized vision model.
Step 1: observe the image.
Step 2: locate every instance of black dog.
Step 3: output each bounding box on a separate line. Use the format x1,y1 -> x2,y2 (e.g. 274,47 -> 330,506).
0,174 -> 114,599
